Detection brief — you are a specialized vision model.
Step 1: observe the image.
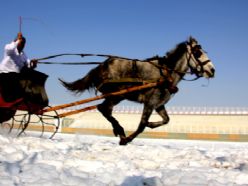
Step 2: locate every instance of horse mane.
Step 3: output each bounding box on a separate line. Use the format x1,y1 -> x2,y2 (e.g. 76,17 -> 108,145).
144,55 -> 161,61
163,42 -> 187,69
143,42 -> 187,69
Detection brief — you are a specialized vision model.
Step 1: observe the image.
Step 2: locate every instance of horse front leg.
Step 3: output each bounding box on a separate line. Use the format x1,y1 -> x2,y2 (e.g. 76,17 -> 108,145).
97,98 -> 126,138
120,104 -> 153,145
146,105 -> 170,129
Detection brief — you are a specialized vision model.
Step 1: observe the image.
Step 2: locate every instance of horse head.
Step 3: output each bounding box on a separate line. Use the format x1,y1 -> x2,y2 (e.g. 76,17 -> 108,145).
186,36 -> 215,78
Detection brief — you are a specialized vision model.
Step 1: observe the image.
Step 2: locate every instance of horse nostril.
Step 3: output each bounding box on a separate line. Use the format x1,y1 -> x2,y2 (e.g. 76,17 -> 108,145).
211,68 -> 215,75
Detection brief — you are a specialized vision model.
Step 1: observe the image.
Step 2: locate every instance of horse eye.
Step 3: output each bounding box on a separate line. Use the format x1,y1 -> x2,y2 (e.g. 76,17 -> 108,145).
194,50 -> 202,58
193,45 -> 201,50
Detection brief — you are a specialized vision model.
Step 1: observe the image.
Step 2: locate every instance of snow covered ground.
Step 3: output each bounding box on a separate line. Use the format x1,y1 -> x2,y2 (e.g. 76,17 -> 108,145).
1,131 -> 248,186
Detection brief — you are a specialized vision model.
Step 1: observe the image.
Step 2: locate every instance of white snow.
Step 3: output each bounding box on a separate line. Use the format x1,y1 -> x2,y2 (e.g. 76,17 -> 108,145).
1,132 -> 248,186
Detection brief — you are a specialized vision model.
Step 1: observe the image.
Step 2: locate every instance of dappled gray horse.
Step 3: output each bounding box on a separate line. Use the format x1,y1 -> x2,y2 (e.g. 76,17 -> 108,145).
60,37 -> 215,145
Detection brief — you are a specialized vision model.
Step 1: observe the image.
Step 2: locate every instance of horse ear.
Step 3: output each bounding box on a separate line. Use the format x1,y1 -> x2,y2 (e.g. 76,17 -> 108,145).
188,36 -> 198,45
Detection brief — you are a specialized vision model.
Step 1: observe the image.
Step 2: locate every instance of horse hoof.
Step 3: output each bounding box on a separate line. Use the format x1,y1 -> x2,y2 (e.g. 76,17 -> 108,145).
119,137 -> 132,145
113,128 -> 126,137
119,138 -> 128,145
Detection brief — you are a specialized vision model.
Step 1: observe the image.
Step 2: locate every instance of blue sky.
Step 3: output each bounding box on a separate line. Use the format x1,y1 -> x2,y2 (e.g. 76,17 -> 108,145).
0,0 -> 248,107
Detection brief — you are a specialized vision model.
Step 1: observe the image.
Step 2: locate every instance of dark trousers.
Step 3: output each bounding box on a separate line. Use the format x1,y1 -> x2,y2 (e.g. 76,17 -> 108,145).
0,69 -> 49,107
0,72 -> 23,102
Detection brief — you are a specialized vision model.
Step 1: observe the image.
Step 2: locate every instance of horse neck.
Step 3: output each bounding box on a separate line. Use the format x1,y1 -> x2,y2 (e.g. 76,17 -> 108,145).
170,53 -> 189,86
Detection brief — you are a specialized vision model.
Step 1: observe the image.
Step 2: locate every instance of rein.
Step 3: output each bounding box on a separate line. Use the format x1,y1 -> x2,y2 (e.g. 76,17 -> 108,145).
37,53 -> 139,65
36,48 -> 206,82
38,61 -> 102,65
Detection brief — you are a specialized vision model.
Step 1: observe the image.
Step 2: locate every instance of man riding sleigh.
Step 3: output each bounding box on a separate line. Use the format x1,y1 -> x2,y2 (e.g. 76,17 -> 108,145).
0,32 -> 48,116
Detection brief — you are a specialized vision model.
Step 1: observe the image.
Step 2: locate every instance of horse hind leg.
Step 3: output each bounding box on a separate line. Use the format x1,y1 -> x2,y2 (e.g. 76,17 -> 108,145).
120,104 -> 153,145
120,105 -> 169,145
146,105 -> 170,129
97,98 -> 126,138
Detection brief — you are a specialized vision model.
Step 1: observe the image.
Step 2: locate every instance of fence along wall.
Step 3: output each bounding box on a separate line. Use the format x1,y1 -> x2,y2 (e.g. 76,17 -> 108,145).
59,105 -> 248,115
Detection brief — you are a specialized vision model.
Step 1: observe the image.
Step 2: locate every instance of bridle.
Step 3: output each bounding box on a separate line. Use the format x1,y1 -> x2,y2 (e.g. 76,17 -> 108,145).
184,42 -> 212,81
147,42 -> 212,81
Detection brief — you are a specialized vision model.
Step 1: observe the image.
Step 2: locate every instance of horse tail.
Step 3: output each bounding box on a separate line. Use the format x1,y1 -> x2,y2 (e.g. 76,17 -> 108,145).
59,65 -> 102,94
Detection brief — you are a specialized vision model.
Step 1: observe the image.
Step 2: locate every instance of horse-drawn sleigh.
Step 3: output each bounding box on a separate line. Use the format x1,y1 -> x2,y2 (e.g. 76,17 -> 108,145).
0,37 -> 215,145
0,68 -> 61,138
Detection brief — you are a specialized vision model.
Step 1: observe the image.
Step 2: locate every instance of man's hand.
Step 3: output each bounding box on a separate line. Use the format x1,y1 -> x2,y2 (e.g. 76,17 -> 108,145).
17,32 -> 23,40
30,59 -> 38,69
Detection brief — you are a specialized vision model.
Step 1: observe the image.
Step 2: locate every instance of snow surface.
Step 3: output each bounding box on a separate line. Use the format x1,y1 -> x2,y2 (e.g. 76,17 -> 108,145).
1,131 -> 248,186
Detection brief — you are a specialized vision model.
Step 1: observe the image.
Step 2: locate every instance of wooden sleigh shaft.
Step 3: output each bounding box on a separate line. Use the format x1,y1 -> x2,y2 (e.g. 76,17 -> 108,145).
43,80 -> 165,117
